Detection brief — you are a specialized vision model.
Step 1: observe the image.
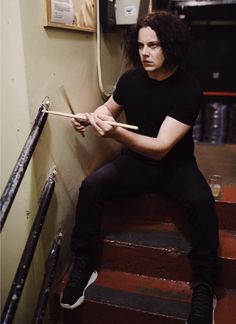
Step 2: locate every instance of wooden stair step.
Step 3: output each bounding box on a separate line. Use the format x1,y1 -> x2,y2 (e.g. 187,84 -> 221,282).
104,186 -> 236,231
52,187 -> 236,323
58,270 -> 236,324
100,223 -> 236,288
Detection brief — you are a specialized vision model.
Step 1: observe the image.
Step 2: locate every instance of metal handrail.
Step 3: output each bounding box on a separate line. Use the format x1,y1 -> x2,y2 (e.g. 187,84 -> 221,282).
1,174 -> 55,324
0,105 -> 48,231
32,232 -> 62,324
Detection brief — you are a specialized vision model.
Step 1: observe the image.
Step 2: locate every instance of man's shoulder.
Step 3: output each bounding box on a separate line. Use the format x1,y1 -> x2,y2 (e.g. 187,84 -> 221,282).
120,67 -> 144,81
175,69 -> 203,96
177,69 -> 202,88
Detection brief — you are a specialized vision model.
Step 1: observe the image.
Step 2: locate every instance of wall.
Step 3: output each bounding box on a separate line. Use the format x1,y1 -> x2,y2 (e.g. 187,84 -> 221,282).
0,1 -> 123,322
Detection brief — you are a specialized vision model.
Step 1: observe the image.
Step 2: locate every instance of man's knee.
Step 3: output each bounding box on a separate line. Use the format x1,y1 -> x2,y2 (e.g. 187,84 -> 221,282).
187,185 -> 215,210
79,168 -> 112,199
80,175 -> 101,197
186,188 -> 219,230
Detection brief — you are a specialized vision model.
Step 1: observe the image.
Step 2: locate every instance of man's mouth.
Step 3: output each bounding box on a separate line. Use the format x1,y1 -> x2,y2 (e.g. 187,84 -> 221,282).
143,61 -> 152,65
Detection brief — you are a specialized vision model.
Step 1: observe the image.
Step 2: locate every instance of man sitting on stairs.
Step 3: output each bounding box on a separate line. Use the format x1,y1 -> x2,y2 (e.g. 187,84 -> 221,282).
60,10 -> 221,324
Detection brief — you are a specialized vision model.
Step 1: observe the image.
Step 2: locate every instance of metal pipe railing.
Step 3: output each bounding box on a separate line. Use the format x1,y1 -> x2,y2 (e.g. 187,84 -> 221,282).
1,174 -> 55,324
32,232 -> 62,324
0,105 -> 48,231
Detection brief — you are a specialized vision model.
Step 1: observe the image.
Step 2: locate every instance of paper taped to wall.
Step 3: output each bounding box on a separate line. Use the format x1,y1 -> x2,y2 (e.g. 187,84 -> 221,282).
51,0 -> 74,24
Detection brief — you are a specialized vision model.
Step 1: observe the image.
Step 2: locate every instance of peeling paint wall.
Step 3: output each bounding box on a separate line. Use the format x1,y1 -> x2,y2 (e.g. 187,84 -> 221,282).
0,1 -> 123,322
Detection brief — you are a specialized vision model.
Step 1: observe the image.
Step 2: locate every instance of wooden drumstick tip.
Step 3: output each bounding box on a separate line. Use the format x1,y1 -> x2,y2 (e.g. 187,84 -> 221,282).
60,85 -> 76,115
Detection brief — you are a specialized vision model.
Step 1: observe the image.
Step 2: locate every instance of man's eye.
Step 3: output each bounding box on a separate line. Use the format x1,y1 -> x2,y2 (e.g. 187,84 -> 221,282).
149,43 -> 159,49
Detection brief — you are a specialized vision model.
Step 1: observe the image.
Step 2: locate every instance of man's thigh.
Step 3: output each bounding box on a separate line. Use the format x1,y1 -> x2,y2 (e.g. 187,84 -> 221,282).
86,154 -> 163,198
163,160 -> 212,205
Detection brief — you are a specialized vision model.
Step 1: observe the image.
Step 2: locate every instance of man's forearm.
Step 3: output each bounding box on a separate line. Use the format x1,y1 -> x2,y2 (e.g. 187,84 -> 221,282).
94,104 -> 113,117
113,127 -> 168,160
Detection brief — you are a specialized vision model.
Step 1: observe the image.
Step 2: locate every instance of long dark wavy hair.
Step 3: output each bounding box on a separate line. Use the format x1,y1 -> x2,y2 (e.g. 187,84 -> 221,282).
124,11 -> 191,70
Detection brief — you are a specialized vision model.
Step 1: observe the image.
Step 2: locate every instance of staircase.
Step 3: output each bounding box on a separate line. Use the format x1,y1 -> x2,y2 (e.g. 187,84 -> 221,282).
54,186 -> 236,324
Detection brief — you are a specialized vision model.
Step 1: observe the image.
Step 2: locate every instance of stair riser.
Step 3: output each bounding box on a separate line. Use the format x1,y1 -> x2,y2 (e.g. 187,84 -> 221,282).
101,242 -> 236,289
217,203 -> 236,230
61,300 -> 184,324
55,270 -> 236,324
104,198 -> 236,231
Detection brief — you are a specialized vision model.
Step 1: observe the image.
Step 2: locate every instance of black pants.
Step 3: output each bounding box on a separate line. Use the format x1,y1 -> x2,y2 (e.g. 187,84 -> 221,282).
71,152 -> 221,286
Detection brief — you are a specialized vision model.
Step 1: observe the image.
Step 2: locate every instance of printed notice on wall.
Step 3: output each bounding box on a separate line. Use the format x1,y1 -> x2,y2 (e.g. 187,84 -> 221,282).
124,6 -> 136,17
51,0 -> 74,24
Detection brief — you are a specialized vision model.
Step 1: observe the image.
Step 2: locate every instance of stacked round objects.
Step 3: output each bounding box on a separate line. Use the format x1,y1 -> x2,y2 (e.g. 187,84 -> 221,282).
203,102 -> 228,143
227,104 -> 236,143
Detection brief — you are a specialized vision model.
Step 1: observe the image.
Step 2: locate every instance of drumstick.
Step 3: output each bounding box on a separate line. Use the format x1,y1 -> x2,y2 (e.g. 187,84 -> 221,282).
42,109 -> 139,130
59,85 -> 76,115
59,85 -> 139,130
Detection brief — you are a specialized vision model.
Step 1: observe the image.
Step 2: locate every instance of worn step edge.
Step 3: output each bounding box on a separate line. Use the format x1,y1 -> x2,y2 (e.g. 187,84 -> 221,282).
101,227 -> 236,288
56,270 -> 236,324
61,299 -> 184,324
103,222 -> 236,260
86,285 -> 189,320
86,270 -> 236,324
57,270 -> 190,324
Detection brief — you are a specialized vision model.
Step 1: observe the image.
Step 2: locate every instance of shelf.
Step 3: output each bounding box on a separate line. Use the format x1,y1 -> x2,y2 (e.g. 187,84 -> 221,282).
172,0 -> 236,6
203,91 -> 236,97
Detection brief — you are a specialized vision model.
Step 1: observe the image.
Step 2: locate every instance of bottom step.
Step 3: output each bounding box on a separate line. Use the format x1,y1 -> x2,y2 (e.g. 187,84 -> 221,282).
55,270 -> 236,324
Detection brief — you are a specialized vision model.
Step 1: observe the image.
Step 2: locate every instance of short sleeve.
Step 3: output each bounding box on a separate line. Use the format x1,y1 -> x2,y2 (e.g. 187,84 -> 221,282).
112,69 -> 134,105
168,82 -> 203,126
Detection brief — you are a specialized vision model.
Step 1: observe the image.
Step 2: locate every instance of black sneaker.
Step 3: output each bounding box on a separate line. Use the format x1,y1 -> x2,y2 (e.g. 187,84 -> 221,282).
60,253 -> 98,309
186,282 -> 217,324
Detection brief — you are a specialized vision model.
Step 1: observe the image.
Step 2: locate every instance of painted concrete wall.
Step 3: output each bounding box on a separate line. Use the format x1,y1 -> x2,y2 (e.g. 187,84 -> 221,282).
0,1 -> 123,322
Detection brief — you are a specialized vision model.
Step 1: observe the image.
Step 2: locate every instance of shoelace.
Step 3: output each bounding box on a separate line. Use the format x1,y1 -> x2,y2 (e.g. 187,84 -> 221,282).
190,284 -> 213,318
67,255 -> 90,287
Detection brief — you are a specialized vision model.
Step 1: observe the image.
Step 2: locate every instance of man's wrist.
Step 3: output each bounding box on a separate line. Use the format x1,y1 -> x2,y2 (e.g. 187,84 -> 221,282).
112,126 -> 124,141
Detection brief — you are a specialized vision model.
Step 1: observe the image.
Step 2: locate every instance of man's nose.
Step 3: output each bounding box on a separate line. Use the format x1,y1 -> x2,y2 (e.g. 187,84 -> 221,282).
141,45 -> 149,56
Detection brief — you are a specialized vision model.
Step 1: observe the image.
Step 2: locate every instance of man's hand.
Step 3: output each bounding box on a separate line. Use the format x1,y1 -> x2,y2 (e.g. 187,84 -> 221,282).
71,114 -> 89,137
85,113 -> 118,137
71,96 -> 123,138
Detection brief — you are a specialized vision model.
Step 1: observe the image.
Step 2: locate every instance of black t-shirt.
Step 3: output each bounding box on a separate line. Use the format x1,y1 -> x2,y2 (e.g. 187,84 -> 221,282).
113,67 -> 203,163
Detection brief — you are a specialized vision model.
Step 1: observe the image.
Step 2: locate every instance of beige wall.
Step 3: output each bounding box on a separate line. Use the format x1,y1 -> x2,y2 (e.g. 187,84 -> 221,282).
0,1 -> 123,322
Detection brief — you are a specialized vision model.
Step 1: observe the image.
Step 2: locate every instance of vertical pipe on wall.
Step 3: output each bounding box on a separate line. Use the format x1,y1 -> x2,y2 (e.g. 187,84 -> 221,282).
1,174 -> 55,324
96,0 -> 115,98
0,105 -> 48,232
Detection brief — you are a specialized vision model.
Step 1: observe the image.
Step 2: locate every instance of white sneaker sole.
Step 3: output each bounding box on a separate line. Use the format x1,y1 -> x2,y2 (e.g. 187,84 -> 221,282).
185,295 -> 217,324
60,270 -> 98,309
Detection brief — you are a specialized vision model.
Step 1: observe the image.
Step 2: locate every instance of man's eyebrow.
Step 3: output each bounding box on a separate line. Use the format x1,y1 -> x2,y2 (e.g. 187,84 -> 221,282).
138,41 -> 159,44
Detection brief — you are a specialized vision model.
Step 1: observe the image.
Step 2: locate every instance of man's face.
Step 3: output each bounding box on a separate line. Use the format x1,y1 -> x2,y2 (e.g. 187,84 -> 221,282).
138,27 -> 165,77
